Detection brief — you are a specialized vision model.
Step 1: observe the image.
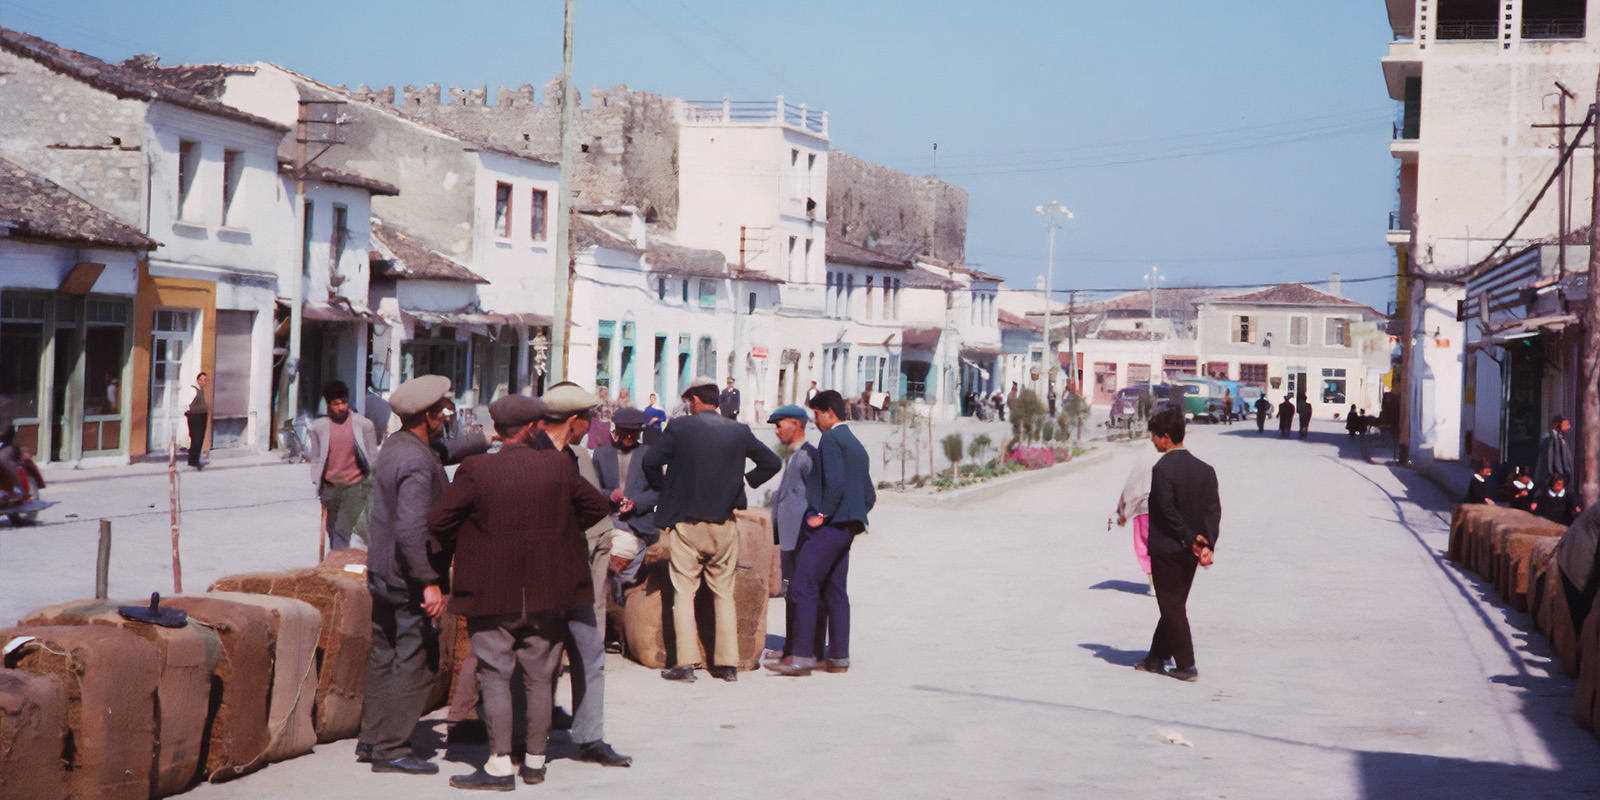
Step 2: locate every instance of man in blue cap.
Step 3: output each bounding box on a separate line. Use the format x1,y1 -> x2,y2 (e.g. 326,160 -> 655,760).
765,404 -> 822,661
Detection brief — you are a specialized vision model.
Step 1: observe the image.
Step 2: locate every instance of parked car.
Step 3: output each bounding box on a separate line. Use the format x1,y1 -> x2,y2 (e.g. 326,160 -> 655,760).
1170,375 -> 1227,423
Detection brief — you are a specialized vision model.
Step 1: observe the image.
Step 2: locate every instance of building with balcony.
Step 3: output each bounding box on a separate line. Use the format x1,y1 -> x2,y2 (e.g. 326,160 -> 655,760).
1381,0 -> 1600,464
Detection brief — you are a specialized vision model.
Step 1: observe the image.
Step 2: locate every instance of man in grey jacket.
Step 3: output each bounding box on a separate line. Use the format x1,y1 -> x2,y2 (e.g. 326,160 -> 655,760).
307,380 -> 378,551
357,375 -> 455,775
766,404 -> 820,660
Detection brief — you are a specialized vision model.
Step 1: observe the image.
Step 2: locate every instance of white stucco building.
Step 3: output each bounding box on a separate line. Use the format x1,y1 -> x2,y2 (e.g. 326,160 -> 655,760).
1382,0 -> 1600,462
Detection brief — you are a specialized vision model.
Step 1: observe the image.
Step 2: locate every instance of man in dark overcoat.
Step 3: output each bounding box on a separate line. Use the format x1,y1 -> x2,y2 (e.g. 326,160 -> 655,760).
1134,409 -> 1220,683
428,394 -> 611,789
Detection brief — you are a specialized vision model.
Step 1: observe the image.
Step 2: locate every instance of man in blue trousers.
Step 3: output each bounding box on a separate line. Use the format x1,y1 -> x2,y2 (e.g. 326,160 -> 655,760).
767,389 -> 874,677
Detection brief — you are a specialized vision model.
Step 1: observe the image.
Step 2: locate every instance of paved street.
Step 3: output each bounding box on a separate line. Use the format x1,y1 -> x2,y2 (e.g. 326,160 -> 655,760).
3,419 -> 1597,797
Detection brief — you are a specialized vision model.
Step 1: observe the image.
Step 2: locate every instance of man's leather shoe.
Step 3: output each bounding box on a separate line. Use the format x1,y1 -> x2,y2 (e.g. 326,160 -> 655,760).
660,664 -> 697,682
371,755 -> 439,775
708,665 -> 738,682
817,658 -> 850,673
449,770 -> 514,791
1168,666 -> 1199,682
764,656 -> 814,676
519,765 -> 547,785
578,741 -> 633,767
354,743 -> 373,763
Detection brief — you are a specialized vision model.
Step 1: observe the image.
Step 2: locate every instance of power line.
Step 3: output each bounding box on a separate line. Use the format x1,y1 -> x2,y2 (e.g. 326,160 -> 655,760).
1039,273 -> 1395,296
967,244 -> 1392,266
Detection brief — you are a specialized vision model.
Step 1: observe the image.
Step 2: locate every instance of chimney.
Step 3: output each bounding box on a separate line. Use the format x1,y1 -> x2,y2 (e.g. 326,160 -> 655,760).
1329,272 -> 1342,298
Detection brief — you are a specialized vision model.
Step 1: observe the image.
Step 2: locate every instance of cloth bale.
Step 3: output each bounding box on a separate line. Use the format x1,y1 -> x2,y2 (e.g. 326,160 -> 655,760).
614,537 -> 770,671
1536,566 -> 1581,677
0,625 -> 157,800
163,594 -> 274,781
0,669 -> 69,800
1459,504 -> 1521,575
1576,593 -> 1600,731
21,599 -> 220,797
1500,528 -> 1565,613
432,612 -> 465,713
1486,515 -> 1564,600
212,567 -> 371,743
201,592 -> 320,762
1524,539 -> 1561,628
734,509 -> 783,598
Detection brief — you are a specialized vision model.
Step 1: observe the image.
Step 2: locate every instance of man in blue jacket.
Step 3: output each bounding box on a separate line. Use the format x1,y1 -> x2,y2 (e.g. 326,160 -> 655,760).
768,390 -> 875,677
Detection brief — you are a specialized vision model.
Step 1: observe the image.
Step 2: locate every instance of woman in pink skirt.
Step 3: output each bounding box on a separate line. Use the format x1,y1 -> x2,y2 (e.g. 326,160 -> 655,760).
1111,450 -> 1160,595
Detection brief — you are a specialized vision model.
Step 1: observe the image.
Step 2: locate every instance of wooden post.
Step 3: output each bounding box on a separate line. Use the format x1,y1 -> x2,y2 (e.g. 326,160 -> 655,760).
94,519 -> 111,599
169,427 -> 182,595
1582,77 -> 1600,508
319,504 -> 327,562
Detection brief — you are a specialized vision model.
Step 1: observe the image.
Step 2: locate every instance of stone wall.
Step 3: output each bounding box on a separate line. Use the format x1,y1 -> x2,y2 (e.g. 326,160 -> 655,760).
348,82 -> 680,226
0,49 -> 149,228
827,151 -> 967,265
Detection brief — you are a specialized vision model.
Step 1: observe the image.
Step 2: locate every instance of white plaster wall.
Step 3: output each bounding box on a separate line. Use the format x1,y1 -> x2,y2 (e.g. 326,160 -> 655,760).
470,153 -> 558,316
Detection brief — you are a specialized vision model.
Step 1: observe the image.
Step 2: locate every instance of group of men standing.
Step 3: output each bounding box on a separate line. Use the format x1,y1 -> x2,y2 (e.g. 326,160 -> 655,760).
1252,394 -> 1312,439
317,371 -> 873,790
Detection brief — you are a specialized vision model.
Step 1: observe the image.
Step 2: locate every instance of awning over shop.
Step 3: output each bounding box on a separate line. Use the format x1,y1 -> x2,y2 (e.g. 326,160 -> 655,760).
902,327 -> 942,347
961,344 -> 1002,357
1476,313 -> 1576,346
403,309 -> 553,328
276,298 -> 379,323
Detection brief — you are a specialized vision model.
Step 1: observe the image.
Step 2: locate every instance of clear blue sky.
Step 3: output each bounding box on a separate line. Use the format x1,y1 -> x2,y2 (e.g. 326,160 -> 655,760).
0,0 -> 1398,309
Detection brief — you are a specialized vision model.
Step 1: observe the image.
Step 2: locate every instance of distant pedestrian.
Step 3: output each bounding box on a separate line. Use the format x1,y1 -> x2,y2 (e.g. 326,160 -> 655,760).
1296,395 -> 1311,439
1111,448 -> 1161,595
1254,396 -> 1271,433
766,404 -> 822,660
645,376 -> 781,682
719,377 -> 741,420
1503,468 -> 1536,511
642,392 -> 667,445
1277,395 -> 1294,438
1221,389 -> 1233,424
1133,408 -> 1219,683
768,390 -> 875,677
1345,404 -> 1362,439
615,387 -> 633,409
358,375 -> 455,776
1465,458 -> 1499,505
805,381 -> 819,403
184,371 -> 210,469
428,394 -> 612,790
584,387 -> 615,449
1532,473 -> 1578,526
307,380 -> 377,551
1535,415 -> 1574,486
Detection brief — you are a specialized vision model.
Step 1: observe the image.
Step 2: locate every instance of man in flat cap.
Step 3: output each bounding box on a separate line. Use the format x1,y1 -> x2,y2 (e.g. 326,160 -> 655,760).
766,404 -> 823,662
430,392 -> 612,790
645,376 -> 782,682
718,377 -> 741,420
591,407 -> 660,607
358,374 -> 455,775
532,382 -> 632,768
768,389 -> 875,677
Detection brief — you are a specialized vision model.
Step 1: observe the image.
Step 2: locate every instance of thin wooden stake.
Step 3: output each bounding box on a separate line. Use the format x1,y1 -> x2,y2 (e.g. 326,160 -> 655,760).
95,519 -> 111,599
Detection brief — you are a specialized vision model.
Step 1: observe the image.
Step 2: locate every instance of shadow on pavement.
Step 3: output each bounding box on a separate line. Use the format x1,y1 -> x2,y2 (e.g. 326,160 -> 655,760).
1077,642 -> 1146,667
1088,579 -> 1149,595
1356,751 -> 1576,799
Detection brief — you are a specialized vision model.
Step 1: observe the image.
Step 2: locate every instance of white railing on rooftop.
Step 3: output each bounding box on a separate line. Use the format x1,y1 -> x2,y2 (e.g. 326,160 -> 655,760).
682,96 -> 828,137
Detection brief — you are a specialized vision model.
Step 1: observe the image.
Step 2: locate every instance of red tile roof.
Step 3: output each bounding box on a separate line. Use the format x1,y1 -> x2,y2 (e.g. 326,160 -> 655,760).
0,157 -> 157,250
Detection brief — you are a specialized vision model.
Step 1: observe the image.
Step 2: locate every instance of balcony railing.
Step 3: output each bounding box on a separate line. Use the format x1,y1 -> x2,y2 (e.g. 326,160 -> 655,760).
1435,20 -> 1498,40
682,97 -> 829,136
1523,18 -> 1586,39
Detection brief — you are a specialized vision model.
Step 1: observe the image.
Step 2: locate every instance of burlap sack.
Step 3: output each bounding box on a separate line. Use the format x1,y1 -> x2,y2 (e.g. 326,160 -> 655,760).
1575,593 -> 1600,731
1536,566 -> 1581,677
1499,528 -> 1565,613
1523,539 -> 1562,624
212,568 -> 370,743
0,625 -> 157,800
203,592 -> 320,762
1485,515 -> 1564,601
735,508 -> 783,598
0,669 -> 69,800
21,598 -> 220,796
163,594 -> 274,781
1463,505 -> 1524,575
615,531 -> 771,671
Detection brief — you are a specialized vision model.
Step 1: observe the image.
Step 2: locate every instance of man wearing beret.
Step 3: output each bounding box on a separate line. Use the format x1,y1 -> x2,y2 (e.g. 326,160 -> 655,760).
532,382 -> 632,768
430,393 -> 612,789
645,376 -> 782,682
768,390 -> 875,677
766,404 -> 823,661
592,407 -> 660,595
358,374 -> 456,775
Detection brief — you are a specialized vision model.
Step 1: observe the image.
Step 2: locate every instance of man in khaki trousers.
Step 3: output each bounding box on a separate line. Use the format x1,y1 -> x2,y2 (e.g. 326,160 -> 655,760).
643,376 -> 781,682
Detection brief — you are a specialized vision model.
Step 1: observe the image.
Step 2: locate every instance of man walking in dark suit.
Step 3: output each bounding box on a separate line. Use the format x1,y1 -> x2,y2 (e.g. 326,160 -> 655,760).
768,390 -> 875,677
1277,395 -> 1295,439
429,394 -> 612,790
1253,395 -> 1271,433
1296,394 -> 1312,439
645,376 -> 781,682
719,377 -> 741,420
1134,408 -> 1220,683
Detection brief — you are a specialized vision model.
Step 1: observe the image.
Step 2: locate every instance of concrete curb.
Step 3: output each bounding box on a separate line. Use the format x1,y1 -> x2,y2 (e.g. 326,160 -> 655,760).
913,447 -> 1116,508
40,452 -> 292,485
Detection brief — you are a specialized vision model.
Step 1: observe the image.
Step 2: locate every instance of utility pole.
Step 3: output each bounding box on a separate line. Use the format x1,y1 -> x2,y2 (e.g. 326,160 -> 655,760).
1557,80 -> 1579,276
1036,202 -> 1071,397
283,98 -> 345,440
550,0 -> 578,382
1145,265 -> 1164,381
1581,75 -> 1600,506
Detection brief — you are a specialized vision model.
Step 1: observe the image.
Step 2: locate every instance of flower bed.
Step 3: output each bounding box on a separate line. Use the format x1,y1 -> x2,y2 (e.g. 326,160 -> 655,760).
1006,445 -> 1073,469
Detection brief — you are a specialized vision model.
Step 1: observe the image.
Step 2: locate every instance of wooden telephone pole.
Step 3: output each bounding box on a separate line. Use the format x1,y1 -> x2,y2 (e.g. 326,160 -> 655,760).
1583,72 -> 1600,507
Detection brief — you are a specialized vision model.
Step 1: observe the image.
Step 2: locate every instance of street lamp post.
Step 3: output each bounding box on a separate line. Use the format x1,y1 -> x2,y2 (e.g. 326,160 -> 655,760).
1144,266 -> 1164,382
1036,202 -> 1071,400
